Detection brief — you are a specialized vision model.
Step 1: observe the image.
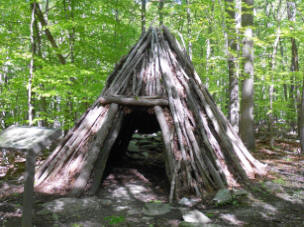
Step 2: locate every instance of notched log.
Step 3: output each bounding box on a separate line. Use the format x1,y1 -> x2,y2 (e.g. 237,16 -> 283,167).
99,96 -> 169,106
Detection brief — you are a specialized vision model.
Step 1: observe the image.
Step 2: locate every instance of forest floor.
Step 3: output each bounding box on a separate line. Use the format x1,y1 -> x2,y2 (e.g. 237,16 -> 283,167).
0,138 -> 304,226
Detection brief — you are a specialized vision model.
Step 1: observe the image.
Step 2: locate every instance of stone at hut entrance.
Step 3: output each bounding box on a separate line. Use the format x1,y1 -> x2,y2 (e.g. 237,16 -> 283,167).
181,209 -> 211,223
142,202 -> 171,216
0,125 -> 61,227
212,188 -> 232,205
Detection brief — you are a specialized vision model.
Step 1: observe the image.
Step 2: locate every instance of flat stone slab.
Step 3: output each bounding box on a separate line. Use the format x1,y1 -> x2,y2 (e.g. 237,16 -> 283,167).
182,209 -> 211,223
213,189 -> 232,204
0,125 -> 60,152
142,202 -> 171,216
37,197 -> 102,217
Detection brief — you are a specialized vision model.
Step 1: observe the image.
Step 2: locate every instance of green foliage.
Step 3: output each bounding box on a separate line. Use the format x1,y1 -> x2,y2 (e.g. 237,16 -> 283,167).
273,178 -> 286,186
0,0 -> 303,137
104,215 -> 125,225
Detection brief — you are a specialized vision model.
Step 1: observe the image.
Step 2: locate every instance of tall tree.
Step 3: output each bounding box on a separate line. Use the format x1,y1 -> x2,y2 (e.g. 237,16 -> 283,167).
268,0 -> 282,148
225,0 -> 240,132
159,0 -> 164,25
239,0 -> 255,151
286,0 -> 303,153
185,0 -> 192,60
287,0 -> 299,131
141,0 -> 146,33
28,2 -> 37,126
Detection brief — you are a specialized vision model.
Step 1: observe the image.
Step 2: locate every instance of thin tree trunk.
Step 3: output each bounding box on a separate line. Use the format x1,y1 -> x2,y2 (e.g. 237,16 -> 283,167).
63,0 -> 75,63
186,0 -> 192,60
300,77 -> 304,154
286,0 -> 303,153
159,0 -> 164,26
141,0 -> 146,33
287,1 -> 299,135
28,2 -> 36,126
269,0 -> 282,148
279,39 -> 288,101
225,0 -> 240,132
239,0 -> 255,151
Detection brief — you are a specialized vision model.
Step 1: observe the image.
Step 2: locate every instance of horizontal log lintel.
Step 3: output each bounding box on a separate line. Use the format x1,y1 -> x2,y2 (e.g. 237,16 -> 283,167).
99,96 -> 168,106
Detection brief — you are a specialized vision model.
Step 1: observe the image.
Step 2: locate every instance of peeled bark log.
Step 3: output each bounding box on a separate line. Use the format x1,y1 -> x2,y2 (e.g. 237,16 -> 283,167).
99,96 -> 168,106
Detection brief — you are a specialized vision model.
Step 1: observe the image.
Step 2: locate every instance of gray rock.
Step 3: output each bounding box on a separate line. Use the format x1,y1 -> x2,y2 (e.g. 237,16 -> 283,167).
100,199 -> 112,206
232,188 -> 249,197
178,197 -> 200,207
37,197 -> 101,217
182,209 -> 211,223
179,222 -> 220,227
142,151 -> 149,158
213,188 -> 232,204
0,202 -> 15,212
264,181 -> 284,193
142,202 -> 171,216
131,134 -> 141,138
128,141 -> 140,152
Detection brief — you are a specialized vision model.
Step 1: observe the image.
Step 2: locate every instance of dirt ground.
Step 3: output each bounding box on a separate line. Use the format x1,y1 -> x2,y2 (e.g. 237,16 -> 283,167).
0,139 -> 304,226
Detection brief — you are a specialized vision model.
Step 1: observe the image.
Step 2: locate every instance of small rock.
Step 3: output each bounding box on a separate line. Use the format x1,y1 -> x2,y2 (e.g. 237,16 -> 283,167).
37,197 -> 101,217
264,181 -> 284,193
127,209 -> 139,215
232,188 -> 248,197
182,209 -> 211,223
142,216 -> 153,221
213,188 -> 232,204
142,152 -> 149,158
100,199 -> 112,206
0,202 -> 15,212
128,141 -> 140,152
132,134 -> 145,139
178,197 -> 200,207
179,222 -> 220,227
143,202 -> 171,216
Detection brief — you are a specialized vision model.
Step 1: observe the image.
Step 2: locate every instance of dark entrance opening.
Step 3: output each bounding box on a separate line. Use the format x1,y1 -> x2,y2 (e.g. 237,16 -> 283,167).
100,107 -> 170,197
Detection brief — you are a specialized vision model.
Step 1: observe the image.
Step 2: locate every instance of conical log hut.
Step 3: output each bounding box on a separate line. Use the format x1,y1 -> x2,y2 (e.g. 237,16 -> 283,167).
34,26 -> 266,201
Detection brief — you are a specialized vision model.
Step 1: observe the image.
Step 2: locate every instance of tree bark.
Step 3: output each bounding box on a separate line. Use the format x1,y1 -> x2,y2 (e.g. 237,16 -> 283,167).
239,0 -> 255,151
287,1 -> 299,135
99,96 -> 168,106
225,0 -> 240,132
185,0 -> 192,60
159,0 -> 164,26
28,2 -> 36,126
141,0 -> 146,33
268,0 -> 282,148
286,0 -> 304,153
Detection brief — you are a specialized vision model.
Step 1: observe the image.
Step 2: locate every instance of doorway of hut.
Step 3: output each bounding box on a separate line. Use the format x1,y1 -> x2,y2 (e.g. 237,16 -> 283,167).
98,107 -> 170,202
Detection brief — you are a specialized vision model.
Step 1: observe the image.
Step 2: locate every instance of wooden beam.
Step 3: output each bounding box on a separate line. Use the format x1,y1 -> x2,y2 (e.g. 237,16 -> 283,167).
99,96 -> 168,106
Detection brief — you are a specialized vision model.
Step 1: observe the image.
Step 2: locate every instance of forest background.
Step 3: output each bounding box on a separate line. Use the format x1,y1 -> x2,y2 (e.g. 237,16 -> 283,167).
1,0 -> 303,152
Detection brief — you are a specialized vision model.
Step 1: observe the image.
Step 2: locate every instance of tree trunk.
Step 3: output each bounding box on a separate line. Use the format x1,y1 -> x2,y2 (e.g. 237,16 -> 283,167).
239,0 -> 255,151
159,0 -> 164,26
268,0 -> 282,148
225,0 -> 240,132
287,1 -> 299,135
28,2 -> 36,126
185,0 -> 192,60
141,0 -> 146,33
286,0 -> 303,153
